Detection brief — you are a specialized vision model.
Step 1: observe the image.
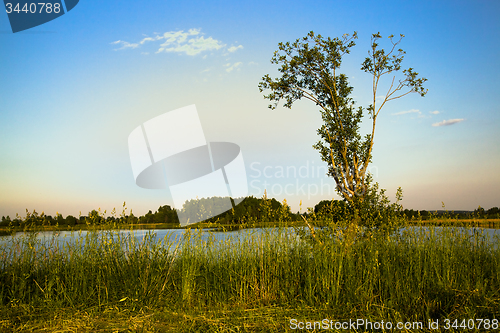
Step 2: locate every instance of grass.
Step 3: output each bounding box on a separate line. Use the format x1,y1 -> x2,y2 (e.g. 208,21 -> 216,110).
0,220 -> 306,237
0,224 -> 499,332
410,218 -> 500,229
2,216 -> 498,236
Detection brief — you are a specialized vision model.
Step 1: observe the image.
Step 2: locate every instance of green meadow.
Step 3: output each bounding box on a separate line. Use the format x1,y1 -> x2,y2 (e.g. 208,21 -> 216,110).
1,218 -> 499,332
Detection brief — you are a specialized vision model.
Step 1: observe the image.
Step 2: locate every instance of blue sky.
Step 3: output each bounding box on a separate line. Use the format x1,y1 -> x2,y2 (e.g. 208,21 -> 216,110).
1,0 -> 499,218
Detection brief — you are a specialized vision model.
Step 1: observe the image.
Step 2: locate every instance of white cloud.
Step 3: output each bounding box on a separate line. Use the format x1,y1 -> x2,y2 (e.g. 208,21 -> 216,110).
158,34 -> 225,55
157,29 -> 201,50
139,36 -> 162,45
225,62 -> 242,73
429,110 -> 440,115
228,45 -> 243,53
191,36 -> 225,54
432,118 -> 465,127
392,109 -> 421,116
113,29 -> 226,56
111,40 -> 139,50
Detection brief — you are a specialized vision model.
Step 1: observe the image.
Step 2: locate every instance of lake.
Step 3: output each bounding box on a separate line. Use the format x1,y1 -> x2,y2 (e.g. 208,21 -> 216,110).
1,225 -> 499,253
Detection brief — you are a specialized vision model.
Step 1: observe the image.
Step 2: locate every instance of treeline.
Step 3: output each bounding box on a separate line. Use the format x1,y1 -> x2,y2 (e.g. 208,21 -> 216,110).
305,200 -> 500,222
402,206 -> 500,220
312,201 -> 500,222
178,195 -> 298,224
1,197 -> 499,229
132,195 -> 298,226
0,205 -> 146,229
0,195 -> 299,229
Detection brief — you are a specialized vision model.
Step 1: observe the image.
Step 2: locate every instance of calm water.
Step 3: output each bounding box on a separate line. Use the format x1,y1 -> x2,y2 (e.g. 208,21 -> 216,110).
0,227 -> 297,256
1,226 -> 499,252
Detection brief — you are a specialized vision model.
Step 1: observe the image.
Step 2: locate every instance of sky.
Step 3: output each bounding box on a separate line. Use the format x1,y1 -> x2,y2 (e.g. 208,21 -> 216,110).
1,0 -> 499,219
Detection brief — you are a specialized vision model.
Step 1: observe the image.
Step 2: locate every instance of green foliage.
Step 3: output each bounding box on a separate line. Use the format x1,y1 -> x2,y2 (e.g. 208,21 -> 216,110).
475,205 -> 486,219
87,209 -> 104,225
179,194 -> 296,225
259,31 -> 427,226
2,197 -> 498,234
180,196 -> 235,224
66,215 -> 77,226
153,205 -> 179,225
314,199 -> 350,223
487,207 -> 500,219
402,206 -> 500,221
301,174 -> 406,245
0,216 -> 11,227
229,197 -> 258,224
276,198 -> 292,223
357,174 -> 406,235
21,209 -> 47,229
1,226 -> 499,329
258,190 -> 273,222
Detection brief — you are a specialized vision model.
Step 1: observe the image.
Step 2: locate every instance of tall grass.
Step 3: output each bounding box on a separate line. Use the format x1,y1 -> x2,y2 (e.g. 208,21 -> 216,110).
1,225 -> 499,329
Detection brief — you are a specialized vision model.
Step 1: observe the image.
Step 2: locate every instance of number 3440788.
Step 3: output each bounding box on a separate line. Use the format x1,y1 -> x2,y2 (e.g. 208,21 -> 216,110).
5,3 -> 61,14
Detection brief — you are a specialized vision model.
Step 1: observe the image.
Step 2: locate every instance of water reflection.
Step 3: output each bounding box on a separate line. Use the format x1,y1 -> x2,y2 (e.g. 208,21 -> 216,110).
1,226 -> 499,252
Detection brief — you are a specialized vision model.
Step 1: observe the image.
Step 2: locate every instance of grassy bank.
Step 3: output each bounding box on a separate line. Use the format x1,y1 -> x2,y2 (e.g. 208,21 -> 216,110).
1,225 -> 499,332
409,218 -> 500,229
0,220 -> 308,236
2,217 -> 497,236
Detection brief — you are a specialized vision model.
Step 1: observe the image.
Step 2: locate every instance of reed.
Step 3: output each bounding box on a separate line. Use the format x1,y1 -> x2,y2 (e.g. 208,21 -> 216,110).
1,225 -> 499,331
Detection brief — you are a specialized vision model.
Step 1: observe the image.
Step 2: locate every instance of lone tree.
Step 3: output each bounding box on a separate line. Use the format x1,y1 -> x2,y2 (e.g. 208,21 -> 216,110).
259,31 -> 427,225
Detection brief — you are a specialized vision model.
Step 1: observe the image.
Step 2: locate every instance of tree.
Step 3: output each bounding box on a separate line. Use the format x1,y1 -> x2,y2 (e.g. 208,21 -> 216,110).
87,209 -> 104,225
486,206 -> 499,219
1,216 -> 11,227
259,31 -> 427,225
314,199 -> 349,222
155,205 -> 180,225
474,205 -> 485,219
66,215 -> 78,226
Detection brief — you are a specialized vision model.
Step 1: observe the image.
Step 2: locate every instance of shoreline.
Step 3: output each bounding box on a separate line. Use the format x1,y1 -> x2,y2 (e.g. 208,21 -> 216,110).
1,218 -> 499,236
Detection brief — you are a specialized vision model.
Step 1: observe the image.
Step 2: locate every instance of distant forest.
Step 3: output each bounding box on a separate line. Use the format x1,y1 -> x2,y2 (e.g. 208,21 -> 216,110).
1,196 -> 499,228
